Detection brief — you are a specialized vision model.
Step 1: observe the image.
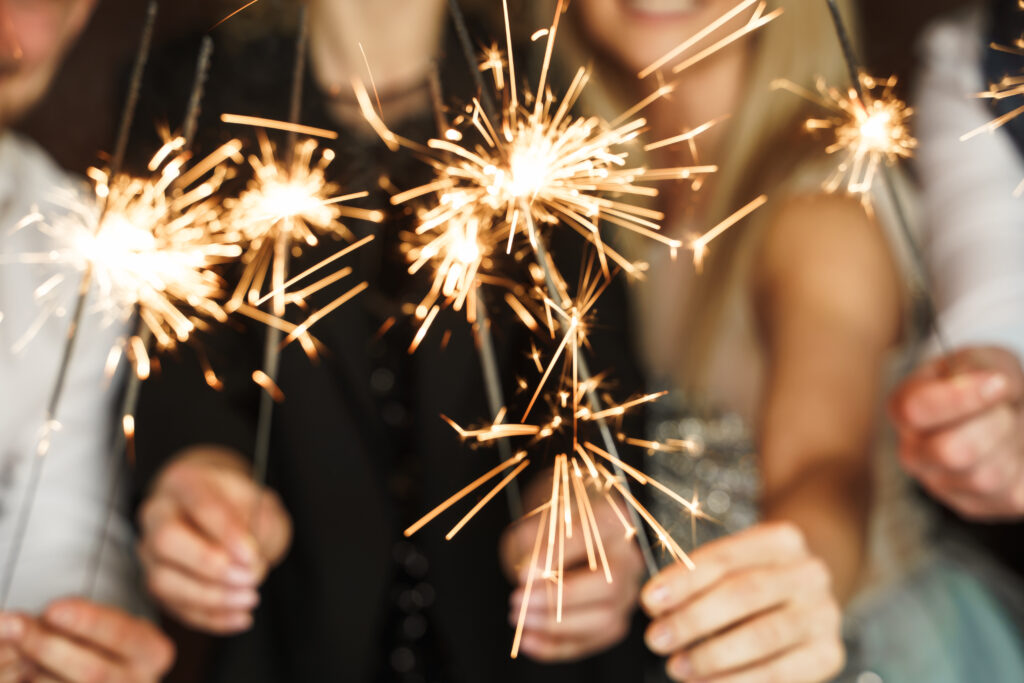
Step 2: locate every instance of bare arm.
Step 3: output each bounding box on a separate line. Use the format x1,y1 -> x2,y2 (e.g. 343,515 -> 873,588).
756,194 -> 903,600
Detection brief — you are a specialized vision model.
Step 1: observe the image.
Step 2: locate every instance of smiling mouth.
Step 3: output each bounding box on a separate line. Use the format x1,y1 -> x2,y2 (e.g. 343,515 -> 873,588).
620,0 -> 701,18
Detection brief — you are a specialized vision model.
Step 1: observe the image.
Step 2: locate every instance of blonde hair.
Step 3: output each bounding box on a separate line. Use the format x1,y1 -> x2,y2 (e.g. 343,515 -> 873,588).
532,0 -> 861,393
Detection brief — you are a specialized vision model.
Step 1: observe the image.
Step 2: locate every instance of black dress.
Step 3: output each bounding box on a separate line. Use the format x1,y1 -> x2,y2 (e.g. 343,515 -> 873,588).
132,20 -> 651,683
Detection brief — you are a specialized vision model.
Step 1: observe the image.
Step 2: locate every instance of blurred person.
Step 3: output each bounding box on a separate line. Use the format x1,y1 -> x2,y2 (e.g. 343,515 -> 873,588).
499,1 -> 1024,681
0,0 -> 174,681
130,1 -> 648,681
890,0 -> 1024,525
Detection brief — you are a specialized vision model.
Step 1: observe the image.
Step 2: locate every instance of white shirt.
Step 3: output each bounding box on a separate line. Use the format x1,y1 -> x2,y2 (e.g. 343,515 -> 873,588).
0,132 -> 143,613
915,12 -> 1024,360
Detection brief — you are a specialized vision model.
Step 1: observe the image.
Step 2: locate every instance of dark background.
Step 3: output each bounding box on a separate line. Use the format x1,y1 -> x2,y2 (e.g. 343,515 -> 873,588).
18,0 -> 972,173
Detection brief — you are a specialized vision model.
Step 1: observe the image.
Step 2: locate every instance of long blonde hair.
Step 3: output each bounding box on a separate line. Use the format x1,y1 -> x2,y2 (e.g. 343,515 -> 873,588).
531,0 -> 861,393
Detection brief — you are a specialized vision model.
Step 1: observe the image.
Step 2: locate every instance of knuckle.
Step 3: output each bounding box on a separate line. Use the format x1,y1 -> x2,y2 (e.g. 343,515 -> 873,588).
801,557 -> 832,591
819,600 -> 843,634
754,612 -> 791,652
768,521 -> 806,554
145,569 -> 170,600
930,433 -> 973,469
685,601 -> 716,638
194,499 -> 227,530
150,525 -> 178,558
145,631 -> 176,676
820,638 -> 847,678
690,640 -> 729,676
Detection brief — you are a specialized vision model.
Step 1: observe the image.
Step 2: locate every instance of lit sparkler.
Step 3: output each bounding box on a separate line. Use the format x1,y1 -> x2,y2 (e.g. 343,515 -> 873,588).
808,0 -> 950,352
772,75 -> 916,196
961,3 -> 1024,195
360,0 -> 777,655
405,257 -> 711,657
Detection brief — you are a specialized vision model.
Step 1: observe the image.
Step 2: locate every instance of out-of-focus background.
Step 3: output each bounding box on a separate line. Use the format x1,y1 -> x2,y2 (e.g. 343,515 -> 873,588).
18,0 -> 971,174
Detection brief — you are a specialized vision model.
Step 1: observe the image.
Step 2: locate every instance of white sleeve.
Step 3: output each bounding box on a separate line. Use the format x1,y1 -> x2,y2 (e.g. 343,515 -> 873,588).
914,13 -> 1024,361
0,134 -> 149,617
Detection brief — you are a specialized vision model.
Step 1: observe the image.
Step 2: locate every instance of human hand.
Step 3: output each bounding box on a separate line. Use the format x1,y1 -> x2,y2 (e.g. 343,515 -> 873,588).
0,598 -> 173,683
889,346 -> 1024,520
500,482 -> 644,662
0,638 -> 28,683
138,447 -> 292,634
641,522 -> 843,683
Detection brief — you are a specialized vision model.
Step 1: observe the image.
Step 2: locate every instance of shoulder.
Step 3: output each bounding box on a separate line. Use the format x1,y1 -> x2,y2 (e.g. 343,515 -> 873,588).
755,193 -> 903,346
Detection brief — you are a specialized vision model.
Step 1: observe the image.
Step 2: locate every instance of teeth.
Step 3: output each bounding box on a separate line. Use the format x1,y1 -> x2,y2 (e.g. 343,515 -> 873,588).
623,0 -> 699,13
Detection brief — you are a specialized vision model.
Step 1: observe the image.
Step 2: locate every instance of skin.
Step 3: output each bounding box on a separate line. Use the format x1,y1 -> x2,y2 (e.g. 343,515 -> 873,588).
576,2 -> 902,681
499,474 -> 645,662
0,599 -> 174,683
889,346 -> 1024,520
137,447 -> 291,634
0,0 -> 96,127
0,0 -> 175,679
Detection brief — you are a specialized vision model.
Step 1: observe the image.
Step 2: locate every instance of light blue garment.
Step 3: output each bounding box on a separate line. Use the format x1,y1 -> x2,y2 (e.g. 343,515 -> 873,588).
841,551 -> 1024,683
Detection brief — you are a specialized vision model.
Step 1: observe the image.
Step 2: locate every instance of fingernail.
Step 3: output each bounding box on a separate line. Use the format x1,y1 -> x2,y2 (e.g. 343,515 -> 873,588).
224,565 -> 258,587
669,654 -> 692,678
643,582 -> 669,609
980,374 -> 1009,401
225,590 -> 260,609
646,624 -> 674,653
0,615 -> 24,641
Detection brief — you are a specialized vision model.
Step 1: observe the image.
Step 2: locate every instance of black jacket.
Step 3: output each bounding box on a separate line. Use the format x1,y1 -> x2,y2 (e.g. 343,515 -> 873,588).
133,20 -> 650,683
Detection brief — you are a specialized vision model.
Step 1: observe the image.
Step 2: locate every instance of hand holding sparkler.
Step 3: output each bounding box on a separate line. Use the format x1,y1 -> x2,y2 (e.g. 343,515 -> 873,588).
641,523 -> 843,683
137,447 -> 292,634
500,472 -> 644,662
889,346 -> 1024,520
0,599 -> 173,683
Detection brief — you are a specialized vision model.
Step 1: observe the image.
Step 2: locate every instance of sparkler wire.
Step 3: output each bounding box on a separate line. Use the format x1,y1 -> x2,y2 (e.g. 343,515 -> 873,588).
825,0 -> 951,352
423,34 -> 523,520
251,5 -> 309,495
83,37 -> 218,599
532,239 -> 659,575
474,295 -> 524,520
443,0 -> 659,576
0,0 -> 161,609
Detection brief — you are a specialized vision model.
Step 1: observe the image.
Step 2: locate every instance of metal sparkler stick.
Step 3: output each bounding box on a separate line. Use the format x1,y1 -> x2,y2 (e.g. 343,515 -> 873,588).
531,240 -> 659,575
426,39 -> 523,521
474,295 -> 524,520
0,0 -> 160,609
825,0 -> 952,352
444,0 -> 659,575
251,6 -> 309,495
83,36 -> 216,598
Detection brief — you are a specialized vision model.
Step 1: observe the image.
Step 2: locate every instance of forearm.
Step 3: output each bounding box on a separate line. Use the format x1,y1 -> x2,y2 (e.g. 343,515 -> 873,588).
761,460 -> 870,603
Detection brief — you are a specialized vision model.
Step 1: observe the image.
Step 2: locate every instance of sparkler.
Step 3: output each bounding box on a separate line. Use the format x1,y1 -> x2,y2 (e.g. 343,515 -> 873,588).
225,7 -> 383,498
771,0 -> 949,352
1,1 -> 163,607
771,75 -> 916,196
961,2 -> 1024,195
358,0 -> 777,655
406,257 -> 712,658
84,36 -> 223,597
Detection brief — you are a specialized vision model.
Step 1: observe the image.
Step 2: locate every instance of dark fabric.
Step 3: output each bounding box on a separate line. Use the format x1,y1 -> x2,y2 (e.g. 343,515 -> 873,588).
984,0 -> 1024,159
132,20 -> 650,683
